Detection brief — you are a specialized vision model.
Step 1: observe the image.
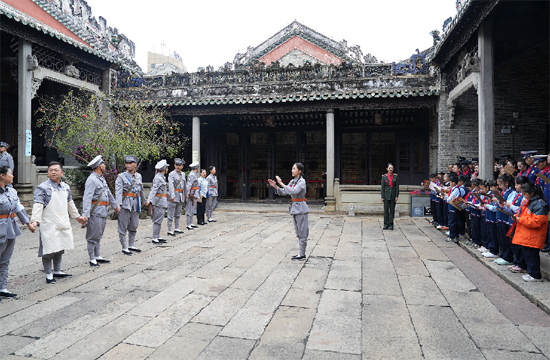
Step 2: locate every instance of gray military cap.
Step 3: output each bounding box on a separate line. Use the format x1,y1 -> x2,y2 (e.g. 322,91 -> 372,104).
174,158 -> 184,165
189,161 -> 199,169
155,159 -> 168,171
124,155 -> 138,163
87,155 -> 104,169
0,142 -> 9,148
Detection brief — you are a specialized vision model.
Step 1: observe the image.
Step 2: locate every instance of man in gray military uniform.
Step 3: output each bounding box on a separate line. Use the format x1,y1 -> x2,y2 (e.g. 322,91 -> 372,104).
82,156 -> 120,267
145,160 -> 170,244
167,158 -> 186,236
206,166 -> 218,222
185,162 -> 200,231
115,155 -> 146,256
0,142 -> 14,175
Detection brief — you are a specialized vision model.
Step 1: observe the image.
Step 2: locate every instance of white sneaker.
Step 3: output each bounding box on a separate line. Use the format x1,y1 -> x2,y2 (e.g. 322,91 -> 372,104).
445,231 -> 450,236
482,252 -> 498,258
477,246 -> 488,252
437,225 -> 442,229
522,274 -> 543,282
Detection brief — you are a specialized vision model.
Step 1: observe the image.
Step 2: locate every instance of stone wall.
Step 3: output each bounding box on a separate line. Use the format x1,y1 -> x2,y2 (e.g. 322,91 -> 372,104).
437,41 -> 549,173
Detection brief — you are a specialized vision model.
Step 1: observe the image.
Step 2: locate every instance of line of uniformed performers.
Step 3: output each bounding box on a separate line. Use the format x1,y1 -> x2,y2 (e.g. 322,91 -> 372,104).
425,151 -> 550,283
0,152 -> 219,297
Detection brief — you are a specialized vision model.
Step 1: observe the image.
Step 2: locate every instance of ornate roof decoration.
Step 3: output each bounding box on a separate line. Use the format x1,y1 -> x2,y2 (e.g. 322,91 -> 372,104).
231,21 -> 379,69
0,0 -> 140,73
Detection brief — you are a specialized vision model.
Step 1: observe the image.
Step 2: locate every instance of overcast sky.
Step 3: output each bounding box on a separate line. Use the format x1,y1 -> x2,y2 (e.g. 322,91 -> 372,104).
86,0 -> 458,72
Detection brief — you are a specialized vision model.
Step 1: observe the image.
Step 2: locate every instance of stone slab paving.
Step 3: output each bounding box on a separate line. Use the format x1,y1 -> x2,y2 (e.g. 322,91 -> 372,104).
1,209 -> 549,359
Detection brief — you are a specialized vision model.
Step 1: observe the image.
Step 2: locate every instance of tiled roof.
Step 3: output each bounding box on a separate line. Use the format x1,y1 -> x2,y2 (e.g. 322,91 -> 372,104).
115,88 -> 440,107
0,1 -> 136,72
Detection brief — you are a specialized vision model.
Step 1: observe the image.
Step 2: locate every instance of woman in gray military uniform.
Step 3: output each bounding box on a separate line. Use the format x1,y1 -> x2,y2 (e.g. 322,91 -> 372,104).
0,142 -> 14,175
167,158 -> 186,236
206,166 -> 218,222
268,163 -> 309,261
185,162 -> 200,230
0,166 -> 35,299
115,155 -> 146,256
145,160 -> 170,244
82,156 -> 120,267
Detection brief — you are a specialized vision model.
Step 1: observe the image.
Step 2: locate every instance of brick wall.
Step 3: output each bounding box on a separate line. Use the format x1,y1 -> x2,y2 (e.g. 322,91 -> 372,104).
437,41 -> 549,174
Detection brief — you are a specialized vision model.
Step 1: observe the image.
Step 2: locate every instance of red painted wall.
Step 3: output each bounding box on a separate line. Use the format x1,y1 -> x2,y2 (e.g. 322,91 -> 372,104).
259,36 -> 343,66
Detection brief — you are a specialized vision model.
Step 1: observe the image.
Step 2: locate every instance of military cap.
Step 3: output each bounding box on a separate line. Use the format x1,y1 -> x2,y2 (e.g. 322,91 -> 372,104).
87,155 -> 104,169
0,142 -> 9,148
532,155 -> 547,164
189,161 -> 199,169
174,158 -> 184,165
124,155 -> 138,163
155,159 -> 168,171
521,151 -> 537,159
472,157 -> 479,163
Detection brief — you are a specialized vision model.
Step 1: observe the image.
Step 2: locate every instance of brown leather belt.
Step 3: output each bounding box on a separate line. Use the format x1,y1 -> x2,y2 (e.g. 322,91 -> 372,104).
190,187 -> 199,190
292,198 -> 307,202
155,193 -> 168,197
210,186 -> 217,188
0,213 -> 16,219
175,189 -> 184,193
123,192 -> 138,197
91,200 -> 109,206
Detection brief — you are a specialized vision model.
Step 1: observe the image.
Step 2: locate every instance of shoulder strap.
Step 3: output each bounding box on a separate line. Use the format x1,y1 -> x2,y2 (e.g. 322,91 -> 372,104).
89,188 -> 105,216
122,173 -> 138,203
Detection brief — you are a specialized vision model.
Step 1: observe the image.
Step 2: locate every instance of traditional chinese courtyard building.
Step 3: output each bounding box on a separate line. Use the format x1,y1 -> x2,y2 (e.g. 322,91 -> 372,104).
116,21 -> 439,212
0,0 -> 139,203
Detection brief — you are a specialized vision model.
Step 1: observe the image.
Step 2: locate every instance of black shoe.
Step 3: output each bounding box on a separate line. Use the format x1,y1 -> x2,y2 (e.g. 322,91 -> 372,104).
128,247 -> 142,253
122,249 -> 133,256
96,258 -> 111,264
53,273 -> 72,278
541,246 -> 550,253
191,225 -> 199,228
46,277 -> 56,284
167,232 -> 176,237
199,222 -> 206,225
174,229 -> 184,234
389,227 -> 394,230
208,219 -> 216,222
89,261 -> 100,267
383,226 -> 388,230
158,238 -> 167,243
291,255 -> 306,261
187,226 -> 194,231
0,291 -> 17,298
152,239 -> 161,244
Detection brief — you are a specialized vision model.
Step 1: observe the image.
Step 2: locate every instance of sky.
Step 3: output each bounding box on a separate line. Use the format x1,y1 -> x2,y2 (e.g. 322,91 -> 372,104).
86,0 -> 458,72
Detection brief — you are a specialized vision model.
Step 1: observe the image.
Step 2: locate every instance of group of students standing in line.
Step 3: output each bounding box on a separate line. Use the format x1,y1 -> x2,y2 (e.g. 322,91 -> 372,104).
426,151 -> 550,283
0,148 -> 219,299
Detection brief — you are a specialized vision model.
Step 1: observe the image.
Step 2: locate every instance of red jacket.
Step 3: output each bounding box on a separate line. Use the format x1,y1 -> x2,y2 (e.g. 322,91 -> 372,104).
508,196 -> 549,249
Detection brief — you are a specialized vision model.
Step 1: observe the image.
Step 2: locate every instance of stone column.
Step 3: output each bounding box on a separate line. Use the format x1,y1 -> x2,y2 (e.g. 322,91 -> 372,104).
478,17 -> 494,180
17,39 -> 33,185
325,109 -> 335,211
192,116 -> 200,164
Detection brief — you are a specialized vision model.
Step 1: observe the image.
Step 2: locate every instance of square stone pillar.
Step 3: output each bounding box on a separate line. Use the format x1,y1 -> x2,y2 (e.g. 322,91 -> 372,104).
192,116 -> 200,164
17,39 -> 33,185
325,109 -> 335,211
478,17 -> 495,180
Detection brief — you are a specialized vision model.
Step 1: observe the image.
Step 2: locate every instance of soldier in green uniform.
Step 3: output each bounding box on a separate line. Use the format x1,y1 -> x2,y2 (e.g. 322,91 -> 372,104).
381,163 -> 399,230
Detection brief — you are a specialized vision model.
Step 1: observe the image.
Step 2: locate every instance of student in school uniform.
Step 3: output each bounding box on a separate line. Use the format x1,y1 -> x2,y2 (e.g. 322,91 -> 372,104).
482,180 -> 500,258
467,179 -> 483,248
435,173 -> 447,230
445,175 -> 461,243
533,155 -> 550,252
521,151 -> 540,183
502,176 -> 529,272
428,174 -> 439,227
477,179 -> 490,253
492,174 -> 516,266
508,182 -> 548,282
457,175 -> 468,239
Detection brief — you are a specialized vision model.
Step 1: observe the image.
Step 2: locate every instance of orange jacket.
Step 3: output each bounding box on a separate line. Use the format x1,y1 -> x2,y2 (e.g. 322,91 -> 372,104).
508,196 -> 549,249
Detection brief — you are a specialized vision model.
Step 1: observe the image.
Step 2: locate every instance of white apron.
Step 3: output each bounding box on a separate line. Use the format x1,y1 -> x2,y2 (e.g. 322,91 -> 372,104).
40,185 -> 74,255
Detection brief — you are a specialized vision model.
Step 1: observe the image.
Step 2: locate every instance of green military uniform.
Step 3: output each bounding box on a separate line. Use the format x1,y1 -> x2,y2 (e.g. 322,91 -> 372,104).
381,173 -> 399,229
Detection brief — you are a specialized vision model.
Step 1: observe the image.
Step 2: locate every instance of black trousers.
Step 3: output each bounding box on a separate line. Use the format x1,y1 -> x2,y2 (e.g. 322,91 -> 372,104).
517,245 -> 541,279
196,199 -> 206,224
383,199 -> 396,228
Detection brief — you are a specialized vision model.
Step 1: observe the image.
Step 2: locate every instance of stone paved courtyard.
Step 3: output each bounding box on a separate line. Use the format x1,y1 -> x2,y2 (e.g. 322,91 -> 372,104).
1,209 -> 550,360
